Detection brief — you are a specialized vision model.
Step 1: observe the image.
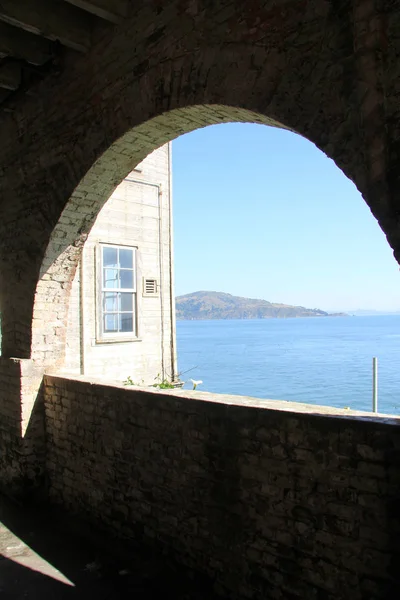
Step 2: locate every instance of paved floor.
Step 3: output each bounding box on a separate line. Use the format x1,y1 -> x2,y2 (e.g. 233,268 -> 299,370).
0,495 -> 216,599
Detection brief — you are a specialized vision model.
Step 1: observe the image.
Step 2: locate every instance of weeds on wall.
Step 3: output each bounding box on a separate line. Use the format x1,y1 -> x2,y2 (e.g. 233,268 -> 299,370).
123,367 -> 200,390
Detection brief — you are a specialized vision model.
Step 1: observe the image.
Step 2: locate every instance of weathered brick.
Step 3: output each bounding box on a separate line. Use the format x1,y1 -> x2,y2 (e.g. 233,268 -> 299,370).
36,374 -> 400,600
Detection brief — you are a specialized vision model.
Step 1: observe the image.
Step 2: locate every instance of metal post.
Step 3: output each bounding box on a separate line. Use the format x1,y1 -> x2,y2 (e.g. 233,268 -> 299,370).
372,357 -> 378,413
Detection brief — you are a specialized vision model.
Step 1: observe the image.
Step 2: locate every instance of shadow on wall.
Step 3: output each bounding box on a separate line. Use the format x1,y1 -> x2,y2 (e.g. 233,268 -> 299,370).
0,357 -> 46,498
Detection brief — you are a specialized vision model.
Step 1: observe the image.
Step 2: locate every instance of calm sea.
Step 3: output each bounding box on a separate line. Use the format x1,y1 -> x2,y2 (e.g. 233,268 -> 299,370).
176,316 -> 400,415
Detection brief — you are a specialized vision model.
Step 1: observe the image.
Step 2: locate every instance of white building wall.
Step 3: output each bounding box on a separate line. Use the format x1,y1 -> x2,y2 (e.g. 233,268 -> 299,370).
64,144 -> 176,384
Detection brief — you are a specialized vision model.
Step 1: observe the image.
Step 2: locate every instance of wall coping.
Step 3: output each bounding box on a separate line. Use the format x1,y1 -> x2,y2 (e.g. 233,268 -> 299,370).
45,371 -> 400,427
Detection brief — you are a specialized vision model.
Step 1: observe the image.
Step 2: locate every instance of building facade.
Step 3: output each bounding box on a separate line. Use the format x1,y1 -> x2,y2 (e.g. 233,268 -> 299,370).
64,143 -> 177,384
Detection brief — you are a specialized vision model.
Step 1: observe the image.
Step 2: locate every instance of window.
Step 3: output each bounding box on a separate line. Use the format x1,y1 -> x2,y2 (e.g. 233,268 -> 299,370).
99,244 -> 137,338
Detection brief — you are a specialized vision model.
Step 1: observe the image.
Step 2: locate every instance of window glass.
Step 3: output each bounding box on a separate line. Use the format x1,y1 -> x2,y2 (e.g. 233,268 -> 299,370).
120,314 -> 134,332
120,293 -> 133,311
104,292 -> 118,311
103,247 -> 118,268
104,314 -> 118,332
104,269 -> 119,288
100,245 -> 137,337
119,248 -> 133,269
120,269 -> 134,289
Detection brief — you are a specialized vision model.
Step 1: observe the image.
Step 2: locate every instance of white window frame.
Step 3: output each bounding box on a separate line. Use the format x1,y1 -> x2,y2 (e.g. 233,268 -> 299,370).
96,243 -> 138,342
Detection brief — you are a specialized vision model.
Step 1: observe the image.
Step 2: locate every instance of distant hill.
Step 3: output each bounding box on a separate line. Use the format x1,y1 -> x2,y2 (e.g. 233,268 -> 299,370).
176,291 -> 348,320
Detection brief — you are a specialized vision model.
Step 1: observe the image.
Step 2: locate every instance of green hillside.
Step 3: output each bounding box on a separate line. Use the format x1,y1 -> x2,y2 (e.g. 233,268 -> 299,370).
176,291 -> 347,320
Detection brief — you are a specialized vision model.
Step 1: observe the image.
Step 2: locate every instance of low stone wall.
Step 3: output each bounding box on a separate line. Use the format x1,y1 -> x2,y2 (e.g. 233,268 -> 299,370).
43,374 -> 400,599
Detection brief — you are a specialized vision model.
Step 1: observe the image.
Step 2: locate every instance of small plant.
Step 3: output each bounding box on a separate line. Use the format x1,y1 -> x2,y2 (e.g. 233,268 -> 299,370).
152,373 -> 178,389
123,376 -> 144,386
153,379 -> 177,389
124,367 -> 199,390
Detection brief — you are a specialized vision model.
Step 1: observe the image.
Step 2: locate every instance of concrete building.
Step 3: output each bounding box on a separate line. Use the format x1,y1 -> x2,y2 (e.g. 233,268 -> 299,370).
64,143 -> 177,384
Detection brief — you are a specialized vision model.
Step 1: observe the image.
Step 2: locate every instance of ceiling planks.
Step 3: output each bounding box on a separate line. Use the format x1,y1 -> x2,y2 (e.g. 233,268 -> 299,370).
0,21 -> 53,65
63,0 -> 127,24
0,0 -> 124,110
0,0 -> 94,53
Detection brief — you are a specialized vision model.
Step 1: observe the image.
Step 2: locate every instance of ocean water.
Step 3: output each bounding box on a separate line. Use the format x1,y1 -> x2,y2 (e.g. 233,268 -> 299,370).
176,316 -> 400,415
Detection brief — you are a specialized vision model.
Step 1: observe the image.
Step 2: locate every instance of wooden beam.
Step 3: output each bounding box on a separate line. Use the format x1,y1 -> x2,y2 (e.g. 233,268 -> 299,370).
63,0 -> 127,24
0,21 -> 53,65
0,62 -> 21,90
0,0 -> 93,53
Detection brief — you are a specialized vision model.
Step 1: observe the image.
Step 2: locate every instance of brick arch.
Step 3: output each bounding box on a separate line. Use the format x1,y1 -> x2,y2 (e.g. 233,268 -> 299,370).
0,0 -> 397,360
32,106 -> 285,367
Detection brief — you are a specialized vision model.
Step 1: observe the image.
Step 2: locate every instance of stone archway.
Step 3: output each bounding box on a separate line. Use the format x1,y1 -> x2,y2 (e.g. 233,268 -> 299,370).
0,1 -> 397,361
32,107 -> 283,370
0,0 -> 399,495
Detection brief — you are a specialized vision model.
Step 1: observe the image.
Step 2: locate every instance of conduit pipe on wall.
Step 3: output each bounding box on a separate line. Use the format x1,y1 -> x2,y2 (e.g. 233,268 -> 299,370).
168,142 -> 178,381
158,184 -> 165,381
79,245 -> 85,375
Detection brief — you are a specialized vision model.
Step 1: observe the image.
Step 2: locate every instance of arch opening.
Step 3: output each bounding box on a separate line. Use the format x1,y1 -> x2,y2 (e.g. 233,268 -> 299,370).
172,122 -> 400,414
26,106 -> 399,417
29,102 -> 394,379
30,106 -> 289,369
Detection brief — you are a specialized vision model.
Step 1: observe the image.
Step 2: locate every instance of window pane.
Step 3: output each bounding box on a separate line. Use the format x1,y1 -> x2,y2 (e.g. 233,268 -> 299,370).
120,269 -> 133,289
104,314 -> 118,332
120,292 -> 133,312
119,313 -> 133,332
104,268 -> 119,288
103,247 -> 118,268
99,245 -> 136,338
103,292 -> 118,312
119,248 -> 133,269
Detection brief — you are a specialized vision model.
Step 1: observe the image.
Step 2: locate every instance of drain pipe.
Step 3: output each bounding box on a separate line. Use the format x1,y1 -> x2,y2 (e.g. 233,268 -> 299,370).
158,184 -> 165,381
79,246 -> 85,375
168,142 -> 178,382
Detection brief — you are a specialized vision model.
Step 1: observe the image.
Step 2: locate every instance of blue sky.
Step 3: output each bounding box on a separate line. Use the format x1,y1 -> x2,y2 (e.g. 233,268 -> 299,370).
171,123 -> 400,312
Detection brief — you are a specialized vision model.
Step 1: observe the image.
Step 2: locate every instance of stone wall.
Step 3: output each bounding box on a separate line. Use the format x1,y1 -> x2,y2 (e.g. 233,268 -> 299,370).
0,358 -> 24,491
1,0 -> 399,494
0,357 -> 45,495
43,374 -> 400,600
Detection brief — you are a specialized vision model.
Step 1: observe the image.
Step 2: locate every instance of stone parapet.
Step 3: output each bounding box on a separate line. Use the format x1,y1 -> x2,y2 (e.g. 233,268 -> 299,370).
42,373 -> 400,600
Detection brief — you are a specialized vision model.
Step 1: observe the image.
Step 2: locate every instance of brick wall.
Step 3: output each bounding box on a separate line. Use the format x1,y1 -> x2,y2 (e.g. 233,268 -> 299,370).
0,357 -> 45,495
43,374 -> 400,600
0,358 -> 24,491
1,1 -> 399,491
0,0 -> 400,586
1,0 -> 399,361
